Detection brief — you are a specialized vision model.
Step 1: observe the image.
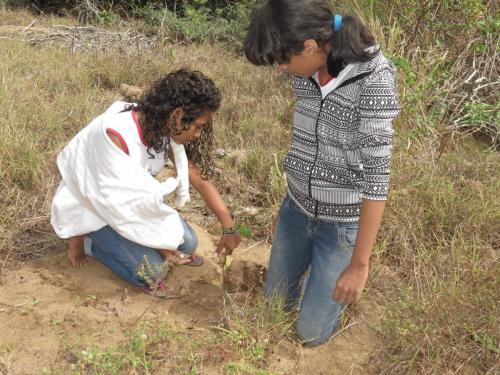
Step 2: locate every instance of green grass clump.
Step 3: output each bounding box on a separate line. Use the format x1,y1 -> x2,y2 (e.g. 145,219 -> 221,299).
59,294 -> 292,374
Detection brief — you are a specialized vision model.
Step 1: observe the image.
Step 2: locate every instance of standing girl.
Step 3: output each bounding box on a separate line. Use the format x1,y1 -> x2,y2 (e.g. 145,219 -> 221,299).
244,0 -> 400,346
51,69 -> 241,298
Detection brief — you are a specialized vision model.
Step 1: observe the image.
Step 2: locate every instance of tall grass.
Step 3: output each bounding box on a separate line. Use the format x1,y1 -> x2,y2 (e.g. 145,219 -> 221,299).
0,0 -> 498,373
0,28 -> 290,258
377,141 -> 499,373
340,0 -> 500,372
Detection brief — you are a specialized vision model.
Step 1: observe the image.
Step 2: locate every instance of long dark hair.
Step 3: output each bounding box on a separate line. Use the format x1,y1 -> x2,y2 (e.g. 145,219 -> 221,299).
125,69 -> 221,178
244,0 -> 378,76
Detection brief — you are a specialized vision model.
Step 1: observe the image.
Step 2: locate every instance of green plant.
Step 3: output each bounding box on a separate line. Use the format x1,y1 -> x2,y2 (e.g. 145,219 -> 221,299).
137,256 -> 169,289
217,293 -> 294,365
77,320 -> 154,374
236,223 -> 252,238
135,0 -> 255,49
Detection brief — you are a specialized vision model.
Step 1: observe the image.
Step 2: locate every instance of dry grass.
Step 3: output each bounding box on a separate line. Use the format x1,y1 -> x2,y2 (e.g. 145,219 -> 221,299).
0,2 -> 498,374
0,17 -> 290,266
348,1 -> 500,372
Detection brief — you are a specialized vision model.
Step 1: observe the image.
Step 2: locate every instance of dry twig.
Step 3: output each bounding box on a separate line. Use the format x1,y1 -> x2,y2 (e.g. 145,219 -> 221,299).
0,24 -> 158,55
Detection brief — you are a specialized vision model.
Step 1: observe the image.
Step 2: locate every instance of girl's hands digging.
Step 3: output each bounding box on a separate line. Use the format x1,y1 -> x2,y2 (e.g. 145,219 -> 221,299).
215,232 -> 241,257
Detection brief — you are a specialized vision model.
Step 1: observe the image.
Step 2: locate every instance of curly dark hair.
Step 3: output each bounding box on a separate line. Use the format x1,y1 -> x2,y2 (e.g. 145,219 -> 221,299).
124,69 -> 222,178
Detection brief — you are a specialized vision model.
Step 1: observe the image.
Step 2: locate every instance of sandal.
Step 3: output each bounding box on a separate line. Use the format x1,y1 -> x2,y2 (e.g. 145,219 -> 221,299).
185,255 -> 204,267
142,280 -> 179,299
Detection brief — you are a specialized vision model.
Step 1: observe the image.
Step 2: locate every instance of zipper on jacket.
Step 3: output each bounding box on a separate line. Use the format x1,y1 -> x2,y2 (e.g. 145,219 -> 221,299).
307,78 -> 325,218
311,100 -> 323,218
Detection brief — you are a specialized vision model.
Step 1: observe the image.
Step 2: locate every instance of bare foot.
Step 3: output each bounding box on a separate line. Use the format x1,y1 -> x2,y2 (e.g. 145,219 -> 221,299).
67,236 -> 87,268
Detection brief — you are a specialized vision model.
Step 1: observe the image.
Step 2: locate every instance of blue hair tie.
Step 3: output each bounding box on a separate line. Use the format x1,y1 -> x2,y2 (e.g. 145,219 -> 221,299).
333,14 -> 343,32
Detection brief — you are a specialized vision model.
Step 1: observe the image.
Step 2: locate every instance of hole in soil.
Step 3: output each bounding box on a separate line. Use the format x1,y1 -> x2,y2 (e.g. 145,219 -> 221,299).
223,260 -> 267,293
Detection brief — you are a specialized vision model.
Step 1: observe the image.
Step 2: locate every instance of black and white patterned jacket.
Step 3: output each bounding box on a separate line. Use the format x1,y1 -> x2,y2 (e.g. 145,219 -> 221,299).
284,51 -> 400,222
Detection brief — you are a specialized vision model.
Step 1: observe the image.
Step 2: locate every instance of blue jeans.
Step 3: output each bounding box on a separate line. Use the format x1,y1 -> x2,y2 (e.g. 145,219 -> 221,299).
265,195 -> 358,347
83,218 -> 198,288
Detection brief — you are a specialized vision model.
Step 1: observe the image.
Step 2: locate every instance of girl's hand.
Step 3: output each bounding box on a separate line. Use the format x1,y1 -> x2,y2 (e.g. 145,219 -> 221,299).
215,233 -> 241,256
333,263 -> 369,304
158,249 -> 192,266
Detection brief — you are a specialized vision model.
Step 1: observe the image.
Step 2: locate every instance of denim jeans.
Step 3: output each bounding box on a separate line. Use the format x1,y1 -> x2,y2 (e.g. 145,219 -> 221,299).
265,194 -> 358,346
83,218 -> 198,288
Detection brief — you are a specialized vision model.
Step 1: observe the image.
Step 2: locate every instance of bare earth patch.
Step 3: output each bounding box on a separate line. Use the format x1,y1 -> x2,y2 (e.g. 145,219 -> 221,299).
0,224 -> 382,374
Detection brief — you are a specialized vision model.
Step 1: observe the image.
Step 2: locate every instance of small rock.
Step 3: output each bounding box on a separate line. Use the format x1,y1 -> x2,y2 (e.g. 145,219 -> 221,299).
242,206 -> 262,216
215,148 -> 226,158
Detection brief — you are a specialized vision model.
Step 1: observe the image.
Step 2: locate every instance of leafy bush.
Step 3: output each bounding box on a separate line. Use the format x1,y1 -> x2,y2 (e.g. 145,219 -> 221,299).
4,0 -> 256,48
135,0 -> 254,49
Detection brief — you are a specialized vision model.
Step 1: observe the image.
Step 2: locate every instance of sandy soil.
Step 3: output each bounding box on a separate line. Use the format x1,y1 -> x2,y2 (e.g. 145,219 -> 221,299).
0,225 -> 382,375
